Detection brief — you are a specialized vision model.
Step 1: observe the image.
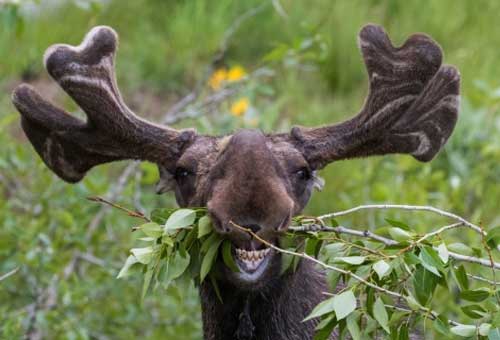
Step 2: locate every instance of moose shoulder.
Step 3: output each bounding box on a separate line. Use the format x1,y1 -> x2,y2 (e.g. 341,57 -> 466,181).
11,24 -> 459,340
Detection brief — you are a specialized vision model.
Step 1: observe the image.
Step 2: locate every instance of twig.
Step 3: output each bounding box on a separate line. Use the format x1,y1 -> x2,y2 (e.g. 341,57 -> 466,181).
162,87 -> 239,125
0,267 -> 19,282
448,251 -> 500,270
318,204 -> 485,235
85,161 -> 140,238
414,222 -> 464,245
478,223 -> 499,302
87,196 -> 150,222
290,224 -> 398,246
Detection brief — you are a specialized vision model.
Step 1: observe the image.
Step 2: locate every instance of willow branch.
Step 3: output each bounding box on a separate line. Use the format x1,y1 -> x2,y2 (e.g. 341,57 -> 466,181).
289,225 -> 398,246
448,251 -> 500,269
318,204 -> 485,235
87,196 -> 150,222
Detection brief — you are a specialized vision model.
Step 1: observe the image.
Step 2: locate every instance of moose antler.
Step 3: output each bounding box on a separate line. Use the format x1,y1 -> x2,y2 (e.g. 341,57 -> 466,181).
11,26 -> 195,182
290,24 -> 460,169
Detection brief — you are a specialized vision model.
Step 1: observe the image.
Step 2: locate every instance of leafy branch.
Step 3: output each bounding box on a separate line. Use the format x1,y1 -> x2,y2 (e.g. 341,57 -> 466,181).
97,198 -> 500,339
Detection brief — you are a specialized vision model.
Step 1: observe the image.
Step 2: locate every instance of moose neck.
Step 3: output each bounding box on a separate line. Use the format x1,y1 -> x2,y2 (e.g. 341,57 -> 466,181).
199,259 -> 327,340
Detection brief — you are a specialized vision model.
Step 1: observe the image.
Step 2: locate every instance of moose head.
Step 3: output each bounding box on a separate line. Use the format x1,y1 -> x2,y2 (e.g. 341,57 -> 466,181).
12,24 -> 459,339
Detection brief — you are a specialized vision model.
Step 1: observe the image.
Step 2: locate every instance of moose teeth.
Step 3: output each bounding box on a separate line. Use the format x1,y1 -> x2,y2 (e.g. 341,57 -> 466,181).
235,248 -> 271,270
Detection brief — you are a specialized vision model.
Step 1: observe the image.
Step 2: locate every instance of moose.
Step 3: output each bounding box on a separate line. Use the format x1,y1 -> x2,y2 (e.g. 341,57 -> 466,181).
12,24 -> 459,339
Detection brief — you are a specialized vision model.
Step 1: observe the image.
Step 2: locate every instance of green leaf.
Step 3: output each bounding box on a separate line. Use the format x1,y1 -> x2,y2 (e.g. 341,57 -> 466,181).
117,255 -> 140,279
460,288 -> 491,302
397,324 -> 409,340
161,235 -> 174,246
222,240 -> 239,273
385,218 -> 410,230
333,256 -> 366,265
139,222 -> 163,238
486,226 -> 500,249
131,246 -> 155,264
405,294 -> 421,311
461,304 -> 488,319
201,232 -> 220,253
164,252 -> 191,287
150,208 -> 175,224
419,246 -> 443,277
479,323 -> 492,336
437,243 -> 449,264
453,265 -> 469,290
373,260 -> 391,280
388,227 -> 412,242
200,237 -> 223,282
141,263 -> 155,301
305,238 -> 320,257
313,315 -> 337,340
315,314 -> 335,331
164,209 -> 196,231
210,273 -> 223,303
448,242 -> 474,256
333,290 -> 356,320
450,324 -> 476,337
322,243 -> 347,260
413,265 -> 438,305
403,252 -> 421,265
433,314 -> 451,337
373,297 -> 390,334
304,297 -> 335,321
366,287 -> 374,317
346,313 -> 361,340
198,215 -> 213,238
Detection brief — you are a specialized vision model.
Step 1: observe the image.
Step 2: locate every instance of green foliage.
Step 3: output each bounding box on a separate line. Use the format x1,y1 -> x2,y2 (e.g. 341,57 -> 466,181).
116,208 -> 227,299
111,204 -> 500,339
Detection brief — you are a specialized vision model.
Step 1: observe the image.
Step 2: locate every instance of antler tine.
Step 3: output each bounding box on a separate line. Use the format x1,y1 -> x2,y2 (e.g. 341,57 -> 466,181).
12,26 -> 195,182
290,24 -> 460,169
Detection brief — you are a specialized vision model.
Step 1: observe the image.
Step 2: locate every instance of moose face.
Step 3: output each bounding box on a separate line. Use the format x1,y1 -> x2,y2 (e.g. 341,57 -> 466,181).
12,25 -> 460,290
163,130 -> 320,287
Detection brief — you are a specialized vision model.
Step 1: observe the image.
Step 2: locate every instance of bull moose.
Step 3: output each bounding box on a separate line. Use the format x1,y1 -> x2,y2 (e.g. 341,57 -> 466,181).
11,24 -> 459,339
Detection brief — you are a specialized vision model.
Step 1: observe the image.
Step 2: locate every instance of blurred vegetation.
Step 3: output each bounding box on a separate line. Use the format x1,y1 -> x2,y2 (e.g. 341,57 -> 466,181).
1,0 -> 499,338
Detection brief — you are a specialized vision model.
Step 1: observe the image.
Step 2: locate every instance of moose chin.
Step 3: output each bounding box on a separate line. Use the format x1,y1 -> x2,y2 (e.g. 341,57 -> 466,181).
12,23 -> 459,340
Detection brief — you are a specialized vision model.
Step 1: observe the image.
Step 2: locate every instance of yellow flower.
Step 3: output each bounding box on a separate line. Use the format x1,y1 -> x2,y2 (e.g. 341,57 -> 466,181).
230,97 -> 250,117
208,68 -> 227,90
226,65 -> 246,82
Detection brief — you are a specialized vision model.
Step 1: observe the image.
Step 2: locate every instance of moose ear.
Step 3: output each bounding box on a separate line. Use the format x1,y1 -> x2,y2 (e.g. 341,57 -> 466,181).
11,26 -> 195,183
289,24 -> 460,169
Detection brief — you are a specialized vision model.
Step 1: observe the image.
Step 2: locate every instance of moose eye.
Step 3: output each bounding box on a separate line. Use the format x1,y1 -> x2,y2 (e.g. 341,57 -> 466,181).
295,167 -> 311,181
175,167 -> 192,180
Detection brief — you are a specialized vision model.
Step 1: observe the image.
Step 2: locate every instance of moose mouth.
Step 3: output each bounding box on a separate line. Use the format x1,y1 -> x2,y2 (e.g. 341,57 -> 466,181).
232,245 -> 274,282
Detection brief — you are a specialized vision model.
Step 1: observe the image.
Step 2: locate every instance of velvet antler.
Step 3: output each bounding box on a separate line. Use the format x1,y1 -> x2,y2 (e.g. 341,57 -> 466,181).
290,24 -> 460,169
11,26 -> 195,182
